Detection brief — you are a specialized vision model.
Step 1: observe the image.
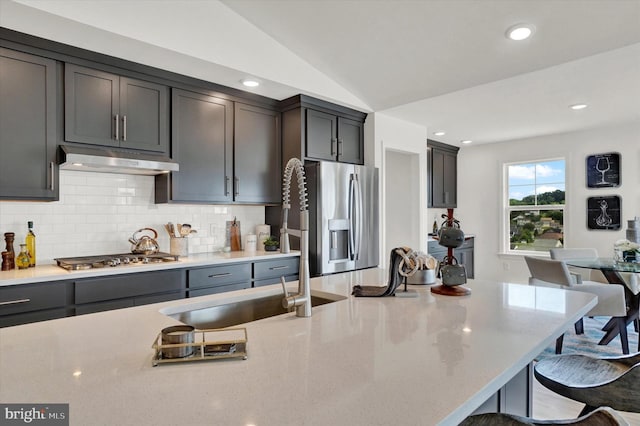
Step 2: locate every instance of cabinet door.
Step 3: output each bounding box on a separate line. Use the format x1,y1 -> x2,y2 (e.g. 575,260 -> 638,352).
64,63 -> 119,147
0,48 -> 58,200
431,149 -> 457,208
167,89 -> 233,203
233,103 -> 281,204
306,108 -> 337,161
119,77 -> 169,153
337,117 -> 364,164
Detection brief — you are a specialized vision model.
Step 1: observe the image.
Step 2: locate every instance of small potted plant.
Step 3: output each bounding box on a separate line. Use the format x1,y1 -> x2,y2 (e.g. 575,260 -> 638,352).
263,236 -> 280,252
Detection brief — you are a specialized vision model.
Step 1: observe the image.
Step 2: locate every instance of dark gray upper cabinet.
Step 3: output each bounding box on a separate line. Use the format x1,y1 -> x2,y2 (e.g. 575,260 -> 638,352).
305,109 -> 337,161
156,91 -> 282,205
64,63 -> 169,153
428,139 -> 459,208
156,88 -> 234,203
280,95 -> 366,166
0,47 -> 58,200
234,103 -> 281,204
305,108 -> 364,164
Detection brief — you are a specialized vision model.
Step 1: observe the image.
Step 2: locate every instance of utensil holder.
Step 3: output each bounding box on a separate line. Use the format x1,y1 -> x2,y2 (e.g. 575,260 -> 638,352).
170,238 -> 188,257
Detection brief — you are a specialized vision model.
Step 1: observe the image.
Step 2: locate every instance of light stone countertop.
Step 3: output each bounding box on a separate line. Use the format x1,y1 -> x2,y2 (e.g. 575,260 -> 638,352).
0,268 -> 596,425
0,251 -> 300,287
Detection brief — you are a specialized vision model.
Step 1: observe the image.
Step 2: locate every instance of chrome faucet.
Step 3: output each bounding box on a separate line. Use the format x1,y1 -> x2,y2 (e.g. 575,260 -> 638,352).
280,158 -> 311,317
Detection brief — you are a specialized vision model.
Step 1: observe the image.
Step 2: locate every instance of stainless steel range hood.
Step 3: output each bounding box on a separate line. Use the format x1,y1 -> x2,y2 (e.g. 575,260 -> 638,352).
58,145 -> 179,175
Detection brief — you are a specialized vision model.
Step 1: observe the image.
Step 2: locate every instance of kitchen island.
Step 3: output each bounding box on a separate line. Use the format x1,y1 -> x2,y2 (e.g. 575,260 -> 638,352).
0,268 -> 596,425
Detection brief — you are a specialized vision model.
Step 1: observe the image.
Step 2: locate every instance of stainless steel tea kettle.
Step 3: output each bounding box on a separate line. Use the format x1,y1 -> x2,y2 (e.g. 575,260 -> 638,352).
129,228 -> 160,255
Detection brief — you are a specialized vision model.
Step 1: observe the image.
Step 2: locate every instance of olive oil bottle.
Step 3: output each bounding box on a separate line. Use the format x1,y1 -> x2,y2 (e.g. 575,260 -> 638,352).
26,221 -> 36,267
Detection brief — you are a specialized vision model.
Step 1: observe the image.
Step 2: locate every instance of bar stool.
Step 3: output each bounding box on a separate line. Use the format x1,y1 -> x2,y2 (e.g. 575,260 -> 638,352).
460,406 -> 628,425
534,352 -> 640,417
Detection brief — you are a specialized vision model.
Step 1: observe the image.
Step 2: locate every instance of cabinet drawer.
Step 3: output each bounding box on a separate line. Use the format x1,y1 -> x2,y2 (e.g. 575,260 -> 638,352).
0,281 -> 70,316
189,282 -> 250,298
254,274 -> 299,288
75,299 -> 134,316
189,263 -> 251,289
75,270 -> 185,304
253,257 -> 299,281
0,308 -> 69,328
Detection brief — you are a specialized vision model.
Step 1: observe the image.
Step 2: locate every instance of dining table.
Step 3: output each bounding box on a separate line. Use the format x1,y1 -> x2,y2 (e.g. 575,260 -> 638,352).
565,258 -> 639,348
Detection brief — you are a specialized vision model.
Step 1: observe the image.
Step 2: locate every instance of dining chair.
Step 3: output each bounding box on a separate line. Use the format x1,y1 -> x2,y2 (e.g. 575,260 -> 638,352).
460,406 -> 629,425
550,248 -> 640,336
534,352 -> 640,418
524,256 -> 629,354
549,248 -> 606,284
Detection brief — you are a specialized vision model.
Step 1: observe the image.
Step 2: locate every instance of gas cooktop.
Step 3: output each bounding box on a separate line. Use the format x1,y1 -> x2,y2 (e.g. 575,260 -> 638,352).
55,252 -> 179,271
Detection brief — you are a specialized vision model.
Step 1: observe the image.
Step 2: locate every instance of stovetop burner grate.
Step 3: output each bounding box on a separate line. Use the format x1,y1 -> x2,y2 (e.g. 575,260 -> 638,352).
55,252 -> 179,270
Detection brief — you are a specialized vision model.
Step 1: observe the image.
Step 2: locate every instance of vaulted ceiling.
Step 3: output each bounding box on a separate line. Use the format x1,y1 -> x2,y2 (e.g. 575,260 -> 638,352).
3,0 -> 640,146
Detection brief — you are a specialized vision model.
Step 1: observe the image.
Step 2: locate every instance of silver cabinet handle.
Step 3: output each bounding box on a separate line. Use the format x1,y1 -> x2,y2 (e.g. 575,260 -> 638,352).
208,272 -> 232,278
114,113 -> 119,140
331,138 -> 337,156
122,115 -> 127,141
0,298 -> 30,306
50,161 -> 55,191
269,265 -> 289,271
337,138 -> 343,158
235,177 -> 239,197
225,176 -> 230,196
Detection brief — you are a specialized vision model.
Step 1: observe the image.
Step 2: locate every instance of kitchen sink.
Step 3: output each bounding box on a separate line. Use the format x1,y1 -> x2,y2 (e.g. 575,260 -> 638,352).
166,292 -> 345,329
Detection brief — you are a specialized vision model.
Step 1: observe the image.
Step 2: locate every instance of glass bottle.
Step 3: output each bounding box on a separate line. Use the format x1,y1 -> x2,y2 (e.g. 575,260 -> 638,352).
26,221 -> 36,267
16,244 -> 30,269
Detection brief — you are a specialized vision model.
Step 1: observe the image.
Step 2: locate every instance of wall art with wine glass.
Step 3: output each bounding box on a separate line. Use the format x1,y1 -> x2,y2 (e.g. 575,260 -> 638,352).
587,195 -> 621,230
586,152 -> 620,188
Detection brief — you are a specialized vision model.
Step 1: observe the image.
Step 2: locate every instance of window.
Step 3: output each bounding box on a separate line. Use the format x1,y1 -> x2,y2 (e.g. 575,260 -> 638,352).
505,159 -> 565,253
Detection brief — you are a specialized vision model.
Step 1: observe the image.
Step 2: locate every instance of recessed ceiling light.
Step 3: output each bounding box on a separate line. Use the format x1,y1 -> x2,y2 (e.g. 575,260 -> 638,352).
570,103 -> 588,110
241,79 -> 260,88
433,131 -> 446,136
461,140 -> 473,145
506,24 -> 535,41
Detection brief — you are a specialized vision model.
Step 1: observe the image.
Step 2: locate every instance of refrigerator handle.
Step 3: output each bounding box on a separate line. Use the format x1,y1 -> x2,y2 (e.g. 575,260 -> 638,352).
355,175 -> 363,261
348,175 -> 356,261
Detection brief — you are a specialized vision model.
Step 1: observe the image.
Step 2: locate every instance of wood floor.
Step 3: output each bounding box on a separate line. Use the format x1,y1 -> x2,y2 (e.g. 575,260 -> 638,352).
533,379 -> 640,425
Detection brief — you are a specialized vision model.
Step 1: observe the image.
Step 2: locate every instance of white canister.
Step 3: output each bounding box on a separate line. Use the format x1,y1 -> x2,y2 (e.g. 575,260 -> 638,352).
255,224 -> 271,248
244,233 -> 257,252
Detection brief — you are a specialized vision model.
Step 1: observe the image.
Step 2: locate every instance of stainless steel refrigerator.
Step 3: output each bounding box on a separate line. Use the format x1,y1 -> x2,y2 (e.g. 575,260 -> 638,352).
305,161 -> 379,276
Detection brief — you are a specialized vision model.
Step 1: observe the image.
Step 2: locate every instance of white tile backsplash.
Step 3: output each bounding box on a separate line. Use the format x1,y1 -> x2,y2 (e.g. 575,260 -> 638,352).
0,171 -> 268,263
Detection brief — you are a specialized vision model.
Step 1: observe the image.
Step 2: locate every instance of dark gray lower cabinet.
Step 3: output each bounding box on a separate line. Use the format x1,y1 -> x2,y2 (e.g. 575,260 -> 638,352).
0,47 -> 58,200
253,257 -> 299,287
471,363 -> 532,417
74,269 -> 186,315
0,281 -> 72,327
1,258 -> 300,327
188,263 -> 251,297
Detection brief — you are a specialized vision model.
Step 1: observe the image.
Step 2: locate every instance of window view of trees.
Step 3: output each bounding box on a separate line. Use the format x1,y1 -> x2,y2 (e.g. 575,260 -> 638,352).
507,160 -> 565,252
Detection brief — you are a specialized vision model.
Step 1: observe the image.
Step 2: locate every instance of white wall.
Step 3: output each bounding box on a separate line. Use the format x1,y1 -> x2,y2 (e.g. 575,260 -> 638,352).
0,171 -> 265,263
457,122 -> 640,284
368,113 -> 428,261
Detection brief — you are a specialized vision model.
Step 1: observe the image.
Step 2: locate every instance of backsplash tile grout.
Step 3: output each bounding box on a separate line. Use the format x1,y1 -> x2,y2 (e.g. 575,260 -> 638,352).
0,171 -> 268,264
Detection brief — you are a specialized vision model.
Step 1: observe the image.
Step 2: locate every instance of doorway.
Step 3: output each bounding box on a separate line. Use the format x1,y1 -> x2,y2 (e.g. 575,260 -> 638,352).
384,150 -> 421,257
